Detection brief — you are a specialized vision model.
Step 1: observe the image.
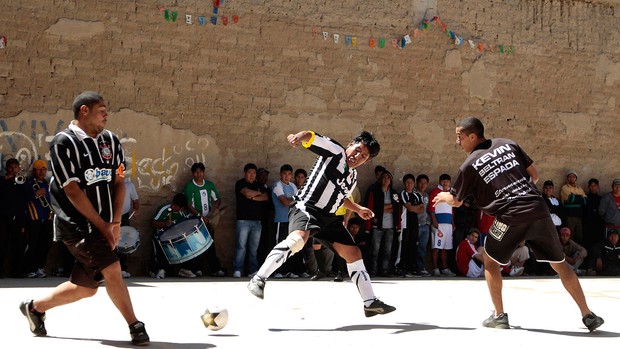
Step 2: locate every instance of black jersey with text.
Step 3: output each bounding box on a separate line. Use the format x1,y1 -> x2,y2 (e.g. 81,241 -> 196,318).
450,138 -> 549,226
49,122 -> 125,240
294,132 -> 357,215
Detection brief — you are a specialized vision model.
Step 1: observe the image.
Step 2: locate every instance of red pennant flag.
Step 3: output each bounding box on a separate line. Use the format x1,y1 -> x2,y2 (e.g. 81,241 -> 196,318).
233,15 -> 239,24
222,16 -> 228,25
369,37 -> 376,48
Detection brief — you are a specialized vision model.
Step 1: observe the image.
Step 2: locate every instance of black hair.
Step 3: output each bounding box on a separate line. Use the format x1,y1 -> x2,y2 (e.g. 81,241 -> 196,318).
588,178 -> 599,186
439,173 -> 451,181
543,180 -> 554,188
402,173 -> 415,183
172,193 -> 188,207
347,217 -> 362,228
280,164 -> 293,173
243,163 -> 257,172
5,158 -> 18,168
416,174 -> 429,183
72,91 -> 104,119
374,165 -> 386,174
457,116 -> 485,139
294,168 -> 307,177
353,131 -> 380,158
191,162 -> 205,173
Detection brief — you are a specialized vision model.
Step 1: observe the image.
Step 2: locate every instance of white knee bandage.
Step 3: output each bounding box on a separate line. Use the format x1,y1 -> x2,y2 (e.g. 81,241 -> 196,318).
285,234 -> 305,253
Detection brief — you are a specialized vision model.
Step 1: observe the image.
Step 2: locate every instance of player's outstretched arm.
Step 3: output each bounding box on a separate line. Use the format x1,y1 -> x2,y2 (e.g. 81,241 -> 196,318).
432,191 -> 463,208
287,131 -> 312,148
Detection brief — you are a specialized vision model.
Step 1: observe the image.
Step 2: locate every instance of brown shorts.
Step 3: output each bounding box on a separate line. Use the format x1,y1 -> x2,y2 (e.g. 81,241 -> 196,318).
63,231 -> 119,289
485,216 -> 565,265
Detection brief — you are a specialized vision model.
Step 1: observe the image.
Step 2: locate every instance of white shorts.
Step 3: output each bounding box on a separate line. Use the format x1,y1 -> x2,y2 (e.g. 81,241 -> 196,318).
467,259 -> 484,278
431,224 -> 453,250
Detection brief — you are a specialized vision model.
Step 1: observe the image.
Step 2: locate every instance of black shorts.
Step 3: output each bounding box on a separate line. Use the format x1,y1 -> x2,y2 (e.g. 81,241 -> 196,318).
485,216 -> 564,265
63,230 -> 118,289
288,206 -> 356,249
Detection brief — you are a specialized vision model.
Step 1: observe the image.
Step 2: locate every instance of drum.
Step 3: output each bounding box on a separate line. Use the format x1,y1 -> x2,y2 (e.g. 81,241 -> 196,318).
117,226 -> 141,254
158,218 -> 213,265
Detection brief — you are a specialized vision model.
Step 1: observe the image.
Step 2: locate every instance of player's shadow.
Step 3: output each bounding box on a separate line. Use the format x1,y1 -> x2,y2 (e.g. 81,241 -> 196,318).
48,336 -> 217,348
270,322 -> 475,334
512,326 -> 620,338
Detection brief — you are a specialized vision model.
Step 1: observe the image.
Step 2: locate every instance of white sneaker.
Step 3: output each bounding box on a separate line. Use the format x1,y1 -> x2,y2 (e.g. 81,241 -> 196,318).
36,268 -> 47,278
233,270 -> 241,278
195,270 -> 203,277
509,266 -> 524,277
274,273 -> 284,279
25,272 -> 37,278
178,268 -> 196,278
286,272 -> 299,279
156,269 -> 166,279
432,268 -> 441,277
441,268 -> 456,276
121,271 -> 131,278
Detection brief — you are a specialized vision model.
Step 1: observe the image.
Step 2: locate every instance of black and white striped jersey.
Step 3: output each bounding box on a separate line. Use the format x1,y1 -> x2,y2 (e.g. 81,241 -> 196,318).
294,131 -> 357,215
49,121 -> 125,240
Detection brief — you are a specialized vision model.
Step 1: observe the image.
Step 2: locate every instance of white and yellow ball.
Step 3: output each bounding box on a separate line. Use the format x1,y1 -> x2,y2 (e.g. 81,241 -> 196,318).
201,306 -> 228,331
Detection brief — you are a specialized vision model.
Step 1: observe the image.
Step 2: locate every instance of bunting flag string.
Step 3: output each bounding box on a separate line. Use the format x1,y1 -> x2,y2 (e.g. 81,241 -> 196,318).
314,15 -> 515,55
158,0 -> 240,27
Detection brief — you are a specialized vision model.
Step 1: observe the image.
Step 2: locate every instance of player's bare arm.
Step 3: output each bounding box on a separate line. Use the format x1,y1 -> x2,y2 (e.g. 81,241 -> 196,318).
432,191 -> 463,208
343,197 -> 375,220
287,130 -> 312,147
526,165 -> 539,184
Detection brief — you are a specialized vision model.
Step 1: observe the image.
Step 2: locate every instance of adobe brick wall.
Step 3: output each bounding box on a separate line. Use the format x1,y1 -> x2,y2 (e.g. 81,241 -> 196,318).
1,0 -> 618,274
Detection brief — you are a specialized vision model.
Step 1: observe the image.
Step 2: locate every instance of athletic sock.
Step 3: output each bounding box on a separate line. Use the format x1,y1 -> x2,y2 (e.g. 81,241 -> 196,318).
256,240 -> 293,279
347,259 -> 376,307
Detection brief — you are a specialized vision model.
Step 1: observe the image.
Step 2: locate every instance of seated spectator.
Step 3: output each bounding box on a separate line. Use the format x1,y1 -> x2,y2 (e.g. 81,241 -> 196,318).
594,229 -> 620,276
559,227 -> 587,275
542,180 -> 565,230
455,228 -> 484,278
500,242 -> 527,277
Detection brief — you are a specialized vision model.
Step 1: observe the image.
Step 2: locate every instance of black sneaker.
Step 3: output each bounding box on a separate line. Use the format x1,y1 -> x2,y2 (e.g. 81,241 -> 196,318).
482,312 -> 510,329
364,299 -> 396,317
19,300 -> 47,336
129,321 -> 150,346
310,271 -> 326,281
333,272 -> 343,282
582,313 -> 604,332
247,276 -> 265,299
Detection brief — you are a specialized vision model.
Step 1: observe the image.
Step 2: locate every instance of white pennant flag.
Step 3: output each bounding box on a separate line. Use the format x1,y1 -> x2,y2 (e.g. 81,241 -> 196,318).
468,39 -> 475,48
323,31 -> 329,40
333,34 -> 339,44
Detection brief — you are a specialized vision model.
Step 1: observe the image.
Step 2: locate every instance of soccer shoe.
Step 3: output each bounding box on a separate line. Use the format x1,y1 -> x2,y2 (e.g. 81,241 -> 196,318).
247,276 -> 266,299
582,313 -> 604,332
19,300 -> 47,336
482,312 -> 510,329
364,299 -> 396,317
333,272 -> 344,282
129,321 -> 150,346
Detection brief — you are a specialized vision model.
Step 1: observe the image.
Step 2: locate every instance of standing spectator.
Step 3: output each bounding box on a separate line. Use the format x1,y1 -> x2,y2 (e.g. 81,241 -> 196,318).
559,227 -> 587,275
23,160 -> 53,278
183,162 -> 226,277
398,173 -> 423,276
542,180 -> 565,230
598,179 -> 620,242
560,170 -> 587,244
363,165 -> 385,208
118,177 -> 139,278
294,168 -> 316,277
271,164 -> 304,278
233,163 -> 267,278
365,170 -> 400,276
0,157 -> 28,278
584,178 -> 605,260
429,174 -> 456,276
594,229 -> 620,276
451,196 -> 477,271
20,92 -> 149,344
477,211 -> 495,247
414,174 -> 431,276
455,228 -> 484,278
256,168 -> 274,266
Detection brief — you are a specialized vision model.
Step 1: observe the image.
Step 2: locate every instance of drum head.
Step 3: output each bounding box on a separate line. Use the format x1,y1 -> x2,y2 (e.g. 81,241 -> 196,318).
159,218 -> 201,241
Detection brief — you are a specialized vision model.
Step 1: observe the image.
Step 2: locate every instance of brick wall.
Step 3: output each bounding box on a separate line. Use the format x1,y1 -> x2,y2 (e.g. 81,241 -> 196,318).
1,0 -> 618,274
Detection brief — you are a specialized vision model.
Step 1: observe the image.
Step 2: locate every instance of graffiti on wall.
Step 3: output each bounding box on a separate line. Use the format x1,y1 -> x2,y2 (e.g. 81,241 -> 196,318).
0,111 -> 220,192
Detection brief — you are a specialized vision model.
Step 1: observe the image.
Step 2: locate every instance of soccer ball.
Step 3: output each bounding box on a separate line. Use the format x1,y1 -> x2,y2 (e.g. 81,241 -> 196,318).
201,306 -> 228,331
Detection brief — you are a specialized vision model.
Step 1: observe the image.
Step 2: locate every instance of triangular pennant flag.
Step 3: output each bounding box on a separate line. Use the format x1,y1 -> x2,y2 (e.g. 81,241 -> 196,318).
333,34 -> 339,43
477,43 -> 484,52
211,16 -> 217,25
171,12 -> 178,22
222,16 -> 228,25
379,38 -> 385,48
345,36 -> 351,46
369,37 -> 376,48
164,9 -> 170,21
323,31 -> 329,40
352,36 -> 357,46
198,16 -> 206,26
468,39 -> 475,48
404,34 -> 411,44
186,14 -> 193,25
233,15 -> 239,23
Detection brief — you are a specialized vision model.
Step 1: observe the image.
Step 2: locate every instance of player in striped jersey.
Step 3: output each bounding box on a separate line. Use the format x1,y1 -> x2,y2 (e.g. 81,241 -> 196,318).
248,130 -> 396,317
19,92 -> 149,345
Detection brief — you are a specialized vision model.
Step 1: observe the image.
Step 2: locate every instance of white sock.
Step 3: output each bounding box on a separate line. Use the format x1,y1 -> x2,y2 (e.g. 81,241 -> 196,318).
347,259 -> 376,307
256,240 -> 292,279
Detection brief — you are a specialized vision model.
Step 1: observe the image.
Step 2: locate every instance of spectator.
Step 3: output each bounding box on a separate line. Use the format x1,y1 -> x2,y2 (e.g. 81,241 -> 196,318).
0,157 -> 28,278
455,228 -> 484,278
294,168 -> 317,277
365,170 -> 400,276
117,177 -> 139,278
598,179 -> 620,241
23,159 -> 53,278
398,173 -> 423,276
429,173 -> 456,277
584,178 -> 605,252
256,167 -> 274,266
183,162 -> 226,277
233,163 -> 267,278
510,241 -> 530,275
542,180 -> 564,230
560,170 -> 587,244
594,229 -> 620,276
559,227 -> 587,275
414,174 -> 431,276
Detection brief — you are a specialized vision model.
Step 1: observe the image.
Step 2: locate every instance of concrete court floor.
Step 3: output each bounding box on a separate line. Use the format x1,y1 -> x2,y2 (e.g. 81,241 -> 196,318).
1,276 -> 618,349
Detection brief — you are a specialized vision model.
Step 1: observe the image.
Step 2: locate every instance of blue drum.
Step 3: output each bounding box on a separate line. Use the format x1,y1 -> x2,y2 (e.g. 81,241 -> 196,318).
158,218 -> 213,264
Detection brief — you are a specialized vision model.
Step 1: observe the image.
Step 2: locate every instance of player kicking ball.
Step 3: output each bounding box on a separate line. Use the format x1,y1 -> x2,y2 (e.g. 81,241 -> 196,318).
248,130 -> 395,317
